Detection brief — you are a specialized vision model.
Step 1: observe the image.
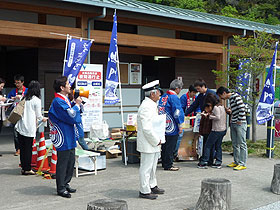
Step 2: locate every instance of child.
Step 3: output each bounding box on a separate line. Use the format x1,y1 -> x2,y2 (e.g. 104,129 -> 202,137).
198,103 -> 213,163
198,98 -> 227,169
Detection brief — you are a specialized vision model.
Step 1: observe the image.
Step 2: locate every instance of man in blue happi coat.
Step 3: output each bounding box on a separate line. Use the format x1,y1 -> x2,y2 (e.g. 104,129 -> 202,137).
48,76 -> 82,198
158,79 -> 184,171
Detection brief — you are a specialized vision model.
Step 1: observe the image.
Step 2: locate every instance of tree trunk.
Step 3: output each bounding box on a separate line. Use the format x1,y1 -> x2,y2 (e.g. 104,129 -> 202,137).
251,103 -> 257,143
271,164 -> 280,194
87,199 -> 128,210
195,178 -> 231,210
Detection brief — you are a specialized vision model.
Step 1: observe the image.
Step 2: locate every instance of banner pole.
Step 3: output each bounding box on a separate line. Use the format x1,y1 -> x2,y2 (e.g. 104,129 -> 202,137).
62,34 -> 70,76
116,47 -> 127,166
269,41 -> 278,159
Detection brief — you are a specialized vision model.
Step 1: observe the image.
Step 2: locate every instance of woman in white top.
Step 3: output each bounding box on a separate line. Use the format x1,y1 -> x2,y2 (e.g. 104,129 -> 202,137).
15,81 -> 47,175
0,78 -> 6,133
0,78 -> 6,157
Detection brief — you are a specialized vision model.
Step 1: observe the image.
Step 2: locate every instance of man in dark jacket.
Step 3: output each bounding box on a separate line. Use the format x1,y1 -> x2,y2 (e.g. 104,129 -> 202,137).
185,79 -> 217,116
185,79 -> 218,165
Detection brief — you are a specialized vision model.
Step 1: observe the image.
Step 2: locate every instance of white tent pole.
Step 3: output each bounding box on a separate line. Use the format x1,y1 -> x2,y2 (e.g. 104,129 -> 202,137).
62,34 -> 70,76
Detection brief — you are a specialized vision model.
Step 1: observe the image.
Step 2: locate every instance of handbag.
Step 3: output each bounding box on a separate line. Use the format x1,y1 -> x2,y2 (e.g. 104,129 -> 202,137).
8,99 -> 25,124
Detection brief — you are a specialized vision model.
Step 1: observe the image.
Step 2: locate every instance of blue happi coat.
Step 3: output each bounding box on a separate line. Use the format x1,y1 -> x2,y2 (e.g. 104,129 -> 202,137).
158,90 -> 184,136
48,93 -> 82,151
72,102 -> 84,139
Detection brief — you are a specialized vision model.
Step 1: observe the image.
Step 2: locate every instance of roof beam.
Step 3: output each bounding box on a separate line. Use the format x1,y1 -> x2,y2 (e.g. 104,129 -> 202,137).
0,1 -> 82,17
0,20 -> 82,39
0,20 -> 223,56
91,30 -> 223,54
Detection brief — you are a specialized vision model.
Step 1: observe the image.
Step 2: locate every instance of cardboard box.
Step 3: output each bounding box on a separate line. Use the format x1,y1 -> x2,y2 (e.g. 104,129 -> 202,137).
177,129 -> 198,161
111,132 -> 122,140
99,149 -> 122,159
111,128 -> 122,133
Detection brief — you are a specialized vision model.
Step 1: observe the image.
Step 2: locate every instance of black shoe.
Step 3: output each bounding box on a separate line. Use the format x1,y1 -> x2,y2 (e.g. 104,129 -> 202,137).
164,166 -> 180,171
21,170 -> 36,175
197,163 -> 208,169
58,191 -> 71,198
139,192 -> 158,200
151,186 -> 165,194
211,163 -> 222,169
66,187 -> 76,193
173,155 -> 180,162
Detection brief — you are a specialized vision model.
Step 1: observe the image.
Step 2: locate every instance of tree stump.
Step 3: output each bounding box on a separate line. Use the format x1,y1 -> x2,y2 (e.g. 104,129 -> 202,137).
87,199 -> 128,210
195,178 -> 231,210
271,164 -> 280,194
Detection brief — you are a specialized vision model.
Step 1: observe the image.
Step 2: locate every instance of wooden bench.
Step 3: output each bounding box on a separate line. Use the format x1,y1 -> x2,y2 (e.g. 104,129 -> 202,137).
75,148 -> 100,178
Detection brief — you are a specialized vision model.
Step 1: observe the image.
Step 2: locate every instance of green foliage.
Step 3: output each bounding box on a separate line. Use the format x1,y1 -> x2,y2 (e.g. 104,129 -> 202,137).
220,5 -> 239,18
138,0 -> 280,26
222,139 -> 280,159
172,0 -> 206,12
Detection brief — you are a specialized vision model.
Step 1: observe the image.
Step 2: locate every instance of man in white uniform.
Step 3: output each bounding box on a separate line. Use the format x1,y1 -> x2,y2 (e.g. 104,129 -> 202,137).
137,80 -> 165,200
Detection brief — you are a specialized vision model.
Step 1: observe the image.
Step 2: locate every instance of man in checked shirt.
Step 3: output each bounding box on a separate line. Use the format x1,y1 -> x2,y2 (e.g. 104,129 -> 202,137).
217,86 -> 248,171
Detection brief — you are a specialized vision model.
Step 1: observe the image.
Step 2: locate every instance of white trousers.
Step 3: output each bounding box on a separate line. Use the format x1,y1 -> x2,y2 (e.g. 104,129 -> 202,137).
139,152 -> 160,194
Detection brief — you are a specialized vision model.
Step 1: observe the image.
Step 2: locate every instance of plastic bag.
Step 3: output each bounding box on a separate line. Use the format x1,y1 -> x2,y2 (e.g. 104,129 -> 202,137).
193,113 -> 201,133
90,120 -> 109,140
197,135 -> 203,157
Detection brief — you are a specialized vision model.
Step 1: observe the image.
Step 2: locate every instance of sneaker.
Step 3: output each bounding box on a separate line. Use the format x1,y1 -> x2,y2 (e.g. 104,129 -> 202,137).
151,186 -> 165,194
164,166 -> 180,171
139,192 -> 158,200
211,164 -> 222,169
14,150 -> 20,156
21,170 -> 36,175
233,165 -> 247,171
197,163 -> 208,169
227,162 -> 238,168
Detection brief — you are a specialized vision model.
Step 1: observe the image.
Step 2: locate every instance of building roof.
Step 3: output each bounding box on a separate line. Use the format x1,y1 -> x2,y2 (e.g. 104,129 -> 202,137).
58,0 -> 280,35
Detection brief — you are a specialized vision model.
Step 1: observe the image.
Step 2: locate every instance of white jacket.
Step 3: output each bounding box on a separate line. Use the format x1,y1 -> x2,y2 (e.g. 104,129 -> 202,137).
15,96 -> 43,138
137,97 -> 161,153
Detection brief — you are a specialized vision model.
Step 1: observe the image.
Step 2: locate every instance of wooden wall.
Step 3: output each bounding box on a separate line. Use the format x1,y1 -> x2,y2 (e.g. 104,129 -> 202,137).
175,58 -> 216,89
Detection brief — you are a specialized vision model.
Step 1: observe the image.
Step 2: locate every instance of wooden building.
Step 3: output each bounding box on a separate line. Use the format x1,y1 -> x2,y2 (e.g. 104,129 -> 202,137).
1,0 -> 280,126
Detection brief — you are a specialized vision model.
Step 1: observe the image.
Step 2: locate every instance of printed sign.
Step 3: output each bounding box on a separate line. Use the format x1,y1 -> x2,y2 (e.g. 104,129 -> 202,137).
76,64 -> 103,132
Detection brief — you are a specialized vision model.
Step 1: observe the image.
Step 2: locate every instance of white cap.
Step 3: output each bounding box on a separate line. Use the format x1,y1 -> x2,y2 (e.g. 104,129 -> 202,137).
142,80 -> 160,92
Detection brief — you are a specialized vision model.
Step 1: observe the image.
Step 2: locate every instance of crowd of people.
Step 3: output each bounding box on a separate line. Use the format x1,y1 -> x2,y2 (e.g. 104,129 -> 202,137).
0,75 -> 86,198
137,78 -> 248,200
0,74 -> 249,200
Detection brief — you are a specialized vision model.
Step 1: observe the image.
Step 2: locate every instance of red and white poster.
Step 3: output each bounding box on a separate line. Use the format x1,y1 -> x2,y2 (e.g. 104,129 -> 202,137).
76,64 -> 103,132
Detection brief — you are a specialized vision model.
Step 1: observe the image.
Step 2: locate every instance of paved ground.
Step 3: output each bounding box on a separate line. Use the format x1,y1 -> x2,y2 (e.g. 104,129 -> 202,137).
0,125 -> 279,210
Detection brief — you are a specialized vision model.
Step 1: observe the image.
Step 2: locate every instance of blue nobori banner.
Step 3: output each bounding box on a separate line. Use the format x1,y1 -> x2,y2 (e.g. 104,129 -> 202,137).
257,42 -> 278,124
236,59 -> 251,102
63,37 -> 93,86
104,12 -> 119,105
